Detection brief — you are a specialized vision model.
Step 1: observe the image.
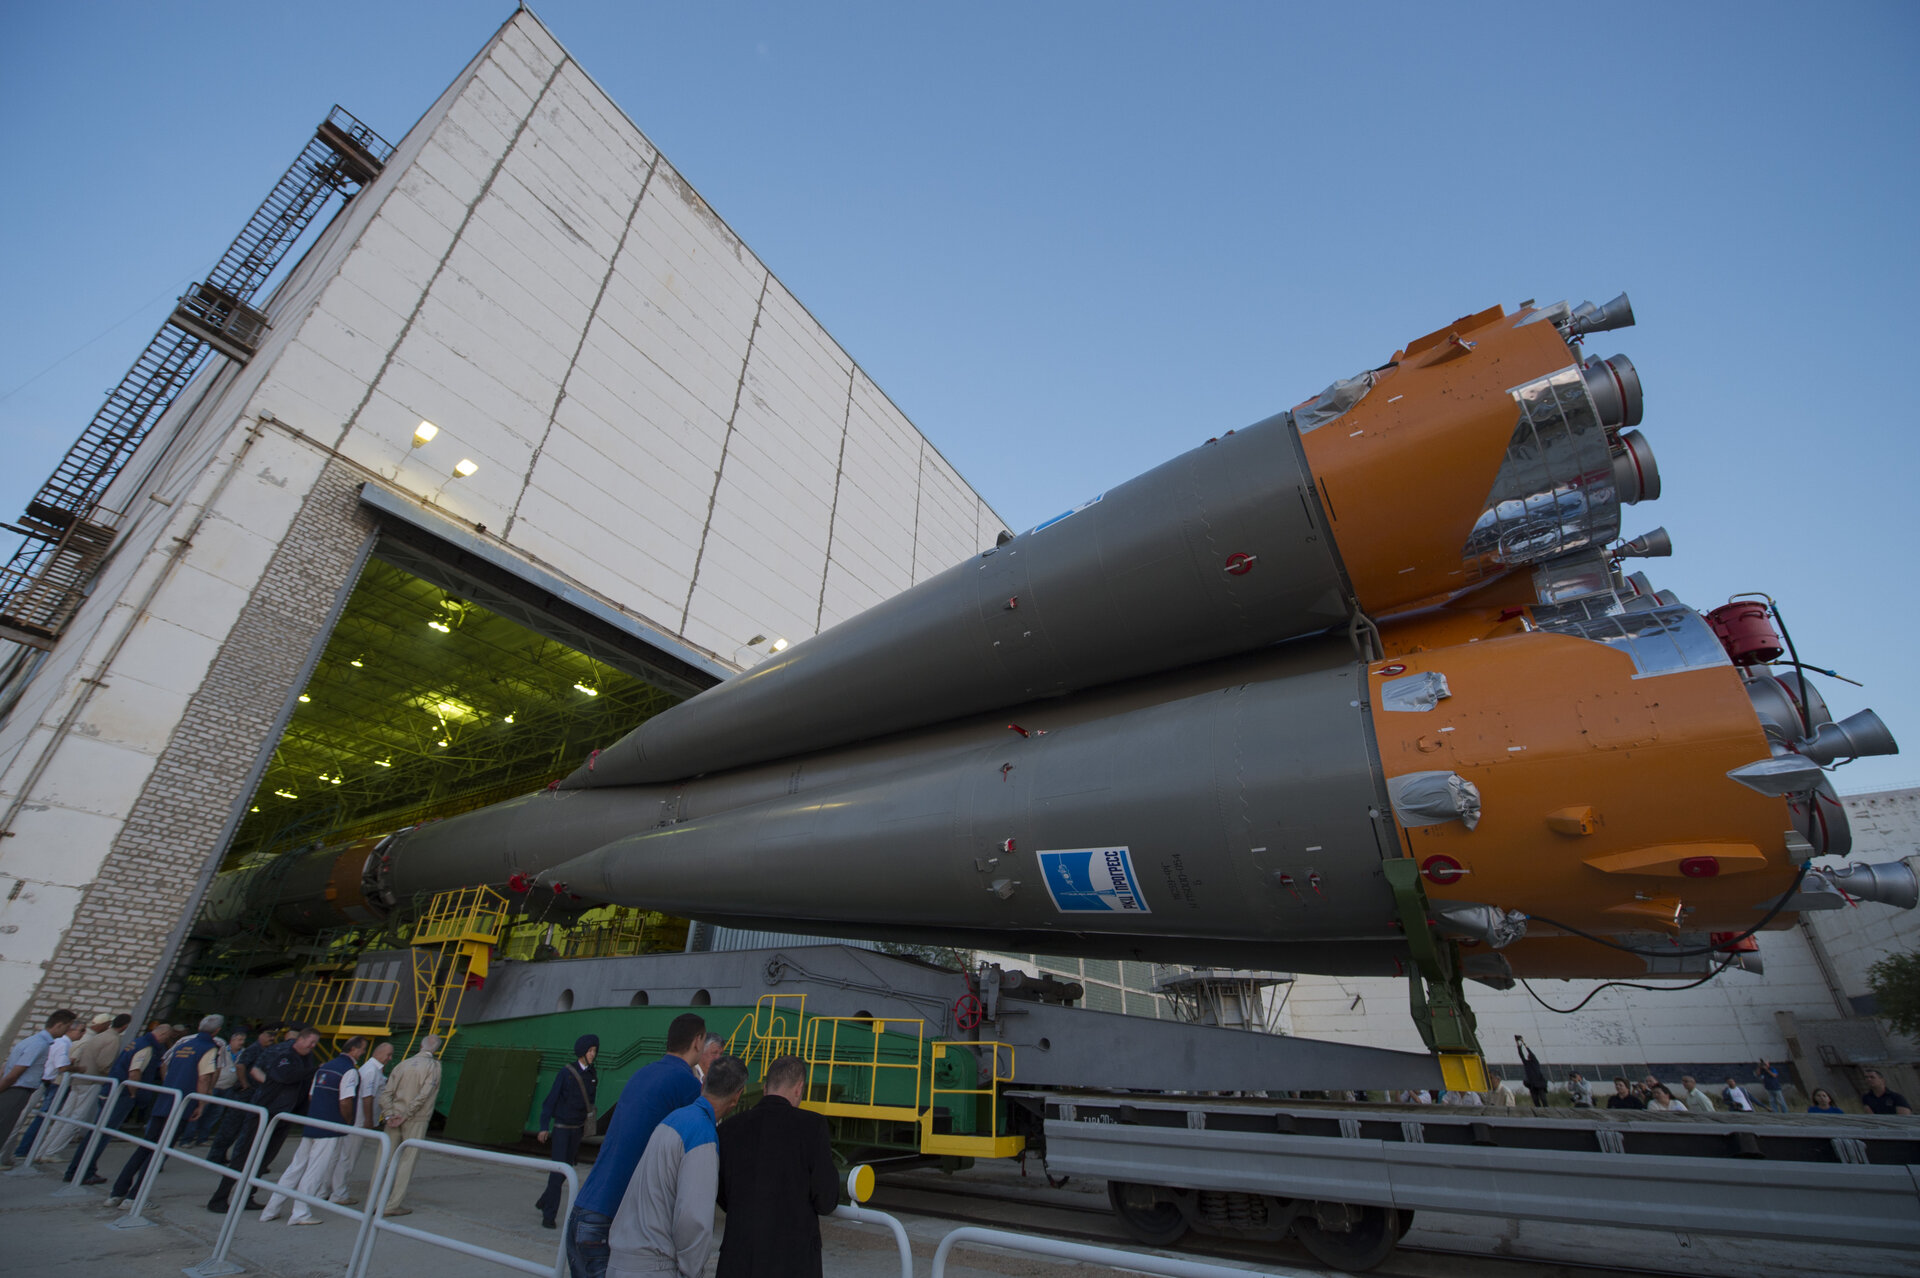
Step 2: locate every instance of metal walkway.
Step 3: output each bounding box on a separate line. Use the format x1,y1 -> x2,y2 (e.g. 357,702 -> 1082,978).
0,106 -> 390,647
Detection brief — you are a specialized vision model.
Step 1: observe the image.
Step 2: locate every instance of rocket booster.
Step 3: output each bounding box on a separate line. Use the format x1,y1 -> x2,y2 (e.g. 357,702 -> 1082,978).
200,295 -> 1913,981
565,301 -> 1652,789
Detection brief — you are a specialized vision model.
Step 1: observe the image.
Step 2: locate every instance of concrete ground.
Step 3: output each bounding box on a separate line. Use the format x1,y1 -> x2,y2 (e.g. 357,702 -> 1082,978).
5,1135 -> 1918,1278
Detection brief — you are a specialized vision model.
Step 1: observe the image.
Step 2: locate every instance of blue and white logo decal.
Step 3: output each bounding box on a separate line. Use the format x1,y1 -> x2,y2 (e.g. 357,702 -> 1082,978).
1038,846 -> 1151,914
1027,492 -> 1103,536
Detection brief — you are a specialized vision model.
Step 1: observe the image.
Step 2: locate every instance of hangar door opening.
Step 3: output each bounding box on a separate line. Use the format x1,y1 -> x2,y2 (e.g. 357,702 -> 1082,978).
182,527 -> 713,1011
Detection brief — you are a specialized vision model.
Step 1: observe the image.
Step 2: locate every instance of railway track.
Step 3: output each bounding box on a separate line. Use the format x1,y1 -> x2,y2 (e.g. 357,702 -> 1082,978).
867,1172 -> 1689,1278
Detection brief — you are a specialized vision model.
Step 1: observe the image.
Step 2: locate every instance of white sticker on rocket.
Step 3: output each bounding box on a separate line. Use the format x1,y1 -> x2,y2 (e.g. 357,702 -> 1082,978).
1038,846 -> 1151,914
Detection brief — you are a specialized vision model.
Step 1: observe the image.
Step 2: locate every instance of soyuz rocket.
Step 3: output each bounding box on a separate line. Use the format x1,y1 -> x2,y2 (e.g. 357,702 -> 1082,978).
201,294 -> 1915,990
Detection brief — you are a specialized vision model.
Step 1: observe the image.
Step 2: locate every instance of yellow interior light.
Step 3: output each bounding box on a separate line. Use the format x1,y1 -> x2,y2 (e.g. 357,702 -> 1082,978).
413,421 -> 439,446
503,713 -> 515,724
350,658 -> 363,668
297,694 -> 311,703
376,758 -> 392,768
428,620 -> 450,633
573,683 -> 599,696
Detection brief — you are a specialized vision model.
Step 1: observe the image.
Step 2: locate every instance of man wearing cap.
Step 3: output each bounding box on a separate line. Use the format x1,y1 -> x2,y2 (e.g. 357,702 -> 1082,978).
38,1013 -> 123,1162
536,1035 -> 599,1229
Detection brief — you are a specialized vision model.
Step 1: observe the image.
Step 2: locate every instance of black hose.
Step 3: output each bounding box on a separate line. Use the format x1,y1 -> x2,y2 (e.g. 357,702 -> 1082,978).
1771,599 -> 1814,737
1521,954 -> 1738,1014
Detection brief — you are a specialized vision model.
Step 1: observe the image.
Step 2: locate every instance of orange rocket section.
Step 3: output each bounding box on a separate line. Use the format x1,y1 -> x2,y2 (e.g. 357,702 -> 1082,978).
1297,305 -> 1585,615
1364,630 -> 1794,948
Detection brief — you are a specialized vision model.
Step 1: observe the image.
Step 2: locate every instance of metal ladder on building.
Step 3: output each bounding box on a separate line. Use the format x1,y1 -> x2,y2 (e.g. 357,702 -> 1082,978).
0,106 -> 391,648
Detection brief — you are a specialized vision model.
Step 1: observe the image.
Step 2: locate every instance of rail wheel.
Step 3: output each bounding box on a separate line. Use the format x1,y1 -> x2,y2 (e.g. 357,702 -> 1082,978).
1293,1202 -> 1401,1272
1107,1181 -> 1189,1246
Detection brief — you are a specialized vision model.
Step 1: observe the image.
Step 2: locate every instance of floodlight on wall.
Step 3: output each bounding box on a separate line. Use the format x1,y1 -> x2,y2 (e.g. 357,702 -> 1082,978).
453,458 -> 479,478
298,694 -> 311,703
771,638 -> 789,652
413,421 -> 439,447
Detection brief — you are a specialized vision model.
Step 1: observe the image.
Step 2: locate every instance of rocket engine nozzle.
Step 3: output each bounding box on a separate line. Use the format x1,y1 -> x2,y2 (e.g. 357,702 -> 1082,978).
1610,429 -> 1660,503
1824,859 -> 1920,910
1616,527 -> 1672,558
1582,353 -> 1643,429
1798,709 -> 1899,765
1566,292 -> 1636,338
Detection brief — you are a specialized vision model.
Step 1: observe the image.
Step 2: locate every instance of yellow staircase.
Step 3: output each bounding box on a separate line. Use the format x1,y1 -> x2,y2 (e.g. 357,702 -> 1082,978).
404,885 -> 510,1056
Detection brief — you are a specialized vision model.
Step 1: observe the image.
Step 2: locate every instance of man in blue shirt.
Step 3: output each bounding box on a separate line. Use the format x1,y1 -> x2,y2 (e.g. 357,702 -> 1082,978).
566,1014 -> 709,1278
66,1018 -> 173,1185
609,1056 -> 748,1278
0,1009 -> 76,1166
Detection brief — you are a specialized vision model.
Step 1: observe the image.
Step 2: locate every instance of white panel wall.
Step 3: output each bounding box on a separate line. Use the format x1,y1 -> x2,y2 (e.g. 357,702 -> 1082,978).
0,9 -> 1007,1032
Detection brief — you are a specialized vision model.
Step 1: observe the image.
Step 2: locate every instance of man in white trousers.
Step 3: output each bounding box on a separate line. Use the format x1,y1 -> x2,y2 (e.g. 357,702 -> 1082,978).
261,1036 -> 367,1225
329,1041 -> 391,1206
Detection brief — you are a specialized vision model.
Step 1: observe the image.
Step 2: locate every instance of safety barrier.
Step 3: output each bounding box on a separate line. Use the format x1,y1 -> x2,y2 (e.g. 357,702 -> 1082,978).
190,1109 -> 391,1276
832,1165 -> 912,1278
46,1074 -> 126,1198
802,1016 -> 926,1120
930,1225 -> 1308,1277
4,1070 -> 77,1176
109,1080 -> 278,1231
348,1138 -> 575,1278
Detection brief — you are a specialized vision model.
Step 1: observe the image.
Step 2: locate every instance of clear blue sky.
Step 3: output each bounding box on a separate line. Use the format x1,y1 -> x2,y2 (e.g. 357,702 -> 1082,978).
3,2 -> 1916,794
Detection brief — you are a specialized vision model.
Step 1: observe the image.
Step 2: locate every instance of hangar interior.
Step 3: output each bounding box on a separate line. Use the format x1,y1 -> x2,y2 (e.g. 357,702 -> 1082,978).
185,516 -> 718,1009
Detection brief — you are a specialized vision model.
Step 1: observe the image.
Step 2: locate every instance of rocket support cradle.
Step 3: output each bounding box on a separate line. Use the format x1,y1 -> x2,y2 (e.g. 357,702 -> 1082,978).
199,295 -> 1912,996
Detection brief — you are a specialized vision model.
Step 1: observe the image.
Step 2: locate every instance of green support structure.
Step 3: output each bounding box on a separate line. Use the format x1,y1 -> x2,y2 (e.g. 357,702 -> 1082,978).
1382,857 -> 1486,1079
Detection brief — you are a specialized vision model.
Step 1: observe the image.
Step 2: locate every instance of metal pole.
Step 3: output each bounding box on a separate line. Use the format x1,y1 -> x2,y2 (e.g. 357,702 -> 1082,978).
190,1104 -> 282,1278
49,1076 -> 123,1199
930,1226 -> 1310,1278
3,1073 -> 73,1176
114,1081 -> 190,1229
832,1206 -> 913,1278
348,1138 -> 576,1278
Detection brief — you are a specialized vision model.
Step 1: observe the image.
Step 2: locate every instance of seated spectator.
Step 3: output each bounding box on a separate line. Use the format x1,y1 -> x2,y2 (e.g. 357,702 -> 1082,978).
1806,1088 -> 1844,1115
1607,1078 -> 1645,1110
1646,1083 -> 1687,1113
1860,1069 -> 1913,1116
1722,1078 -> 1755,1112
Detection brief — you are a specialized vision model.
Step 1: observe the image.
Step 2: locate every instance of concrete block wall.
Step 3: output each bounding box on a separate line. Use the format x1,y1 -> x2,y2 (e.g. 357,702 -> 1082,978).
0,10 -> 1006,1038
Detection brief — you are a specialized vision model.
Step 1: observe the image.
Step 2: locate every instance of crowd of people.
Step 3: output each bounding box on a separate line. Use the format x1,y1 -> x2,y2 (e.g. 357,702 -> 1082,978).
552,1013 -> 840,1278
0,1007 -> 447,1220
3,1006 -> 843,1276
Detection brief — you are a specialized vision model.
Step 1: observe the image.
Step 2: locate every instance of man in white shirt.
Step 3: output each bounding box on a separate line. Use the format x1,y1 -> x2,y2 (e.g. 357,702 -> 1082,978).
1678,1076 -> 1717,1114
1722,1078 -> 1755,1112
329,1041 -> 392,1206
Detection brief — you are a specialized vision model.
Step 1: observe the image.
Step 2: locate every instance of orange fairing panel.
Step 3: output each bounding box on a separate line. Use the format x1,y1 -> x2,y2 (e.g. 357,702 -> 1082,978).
1364,630 -> 1794,940
1297,308 -> 1587,616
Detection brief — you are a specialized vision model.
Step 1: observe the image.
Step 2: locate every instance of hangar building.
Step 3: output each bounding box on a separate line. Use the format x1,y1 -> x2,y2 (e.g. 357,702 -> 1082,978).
0,9 -> 1006,1040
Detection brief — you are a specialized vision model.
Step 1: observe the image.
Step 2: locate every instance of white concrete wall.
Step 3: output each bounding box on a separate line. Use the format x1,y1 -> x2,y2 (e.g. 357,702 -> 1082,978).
0,10 -> 1004,1035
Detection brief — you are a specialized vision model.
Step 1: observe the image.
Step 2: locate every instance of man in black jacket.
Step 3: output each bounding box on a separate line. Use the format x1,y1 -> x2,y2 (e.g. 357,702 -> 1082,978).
535,1034 -> 599,1229
715,1054 -> 838,1278
206,1028 -> 320,1213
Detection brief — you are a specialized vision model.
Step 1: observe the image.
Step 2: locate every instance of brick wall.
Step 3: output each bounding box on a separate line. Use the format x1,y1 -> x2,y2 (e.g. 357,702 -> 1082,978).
25,459 -> 371,1024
